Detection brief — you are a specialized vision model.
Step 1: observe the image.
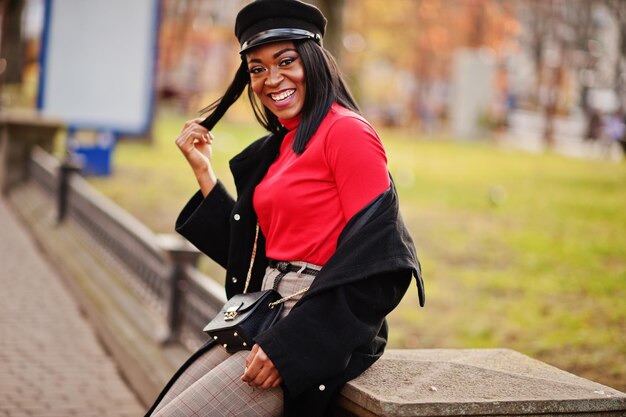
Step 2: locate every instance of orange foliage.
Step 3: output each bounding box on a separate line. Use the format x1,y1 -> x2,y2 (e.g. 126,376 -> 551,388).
344,0 -> 521,81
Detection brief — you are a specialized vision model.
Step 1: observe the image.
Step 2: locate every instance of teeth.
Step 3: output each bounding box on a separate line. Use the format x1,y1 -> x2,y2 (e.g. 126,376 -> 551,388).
271,89 -> 295,102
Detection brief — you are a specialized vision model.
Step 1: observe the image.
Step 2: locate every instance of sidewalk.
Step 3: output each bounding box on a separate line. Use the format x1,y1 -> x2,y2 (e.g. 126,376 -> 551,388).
0,198 -> 144,417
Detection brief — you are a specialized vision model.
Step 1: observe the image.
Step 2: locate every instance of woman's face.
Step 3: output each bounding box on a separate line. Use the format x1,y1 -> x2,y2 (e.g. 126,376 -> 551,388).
246,41 -> 306,120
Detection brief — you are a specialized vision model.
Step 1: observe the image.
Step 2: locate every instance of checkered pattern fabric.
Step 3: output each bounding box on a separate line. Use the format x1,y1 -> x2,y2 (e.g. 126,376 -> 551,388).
152,263 -> 320,416
262,262 -> 319,319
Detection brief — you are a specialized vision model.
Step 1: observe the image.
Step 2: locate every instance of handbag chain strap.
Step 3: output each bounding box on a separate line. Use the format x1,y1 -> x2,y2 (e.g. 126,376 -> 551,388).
268,287 -> 309,309
243,222 -> 311,307
243,223 -> 260,294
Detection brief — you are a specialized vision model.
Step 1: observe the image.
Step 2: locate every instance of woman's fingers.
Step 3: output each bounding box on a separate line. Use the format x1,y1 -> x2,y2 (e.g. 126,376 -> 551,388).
255,372 -> 280,390
202,131 -> 214,144
175,120 -> 217,196
182,117 -> 206,131
250,361 -> 276,387
179,119 -> 208,139
245,344 -> 259,368
241,345 -> 264,382
176,122 -> 213,155
241,345 -> 281,389
271,376 -> 282,389
259,373 -> 282,390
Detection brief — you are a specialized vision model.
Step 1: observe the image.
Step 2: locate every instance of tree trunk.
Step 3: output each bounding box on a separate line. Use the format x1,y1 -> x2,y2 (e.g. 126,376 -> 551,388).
598,0 -> 625,109
614,2 -> 626,109
1,0 -> 25,84
310,0 -> 345,62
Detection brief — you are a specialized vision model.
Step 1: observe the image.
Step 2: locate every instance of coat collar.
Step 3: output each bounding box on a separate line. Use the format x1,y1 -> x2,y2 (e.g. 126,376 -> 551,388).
229,129 -> 286,197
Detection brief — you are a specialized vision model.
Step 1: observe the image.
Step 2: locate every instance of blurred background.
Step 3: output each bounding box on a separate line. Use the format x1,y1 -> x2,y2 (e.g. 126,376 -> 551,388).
1,0 -> 625,394
4,0 -> 626,141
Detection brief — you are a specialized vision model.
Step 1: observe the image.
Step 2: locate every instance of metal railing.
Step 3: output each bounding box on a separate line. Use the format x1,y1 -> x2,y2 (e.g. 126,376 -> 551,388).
29,147 -> 226,349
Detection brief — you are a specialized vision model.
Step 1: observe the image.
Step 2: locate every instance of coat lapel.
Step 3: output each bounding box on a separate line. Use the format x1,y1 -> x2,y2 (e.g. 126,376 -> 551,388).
230,130 -> 284,198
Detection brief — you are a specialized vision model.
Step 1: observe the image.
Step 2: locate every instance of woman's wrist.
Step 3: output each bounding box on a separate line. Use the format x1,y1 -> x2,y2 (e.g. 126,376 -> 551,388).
195,167 -> 218,197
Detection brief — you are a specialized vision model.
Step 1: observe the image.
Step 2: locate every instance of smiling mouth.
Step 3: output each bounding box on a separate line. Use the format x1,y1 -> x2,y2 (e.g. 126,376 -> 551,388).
270,89 -> 295,102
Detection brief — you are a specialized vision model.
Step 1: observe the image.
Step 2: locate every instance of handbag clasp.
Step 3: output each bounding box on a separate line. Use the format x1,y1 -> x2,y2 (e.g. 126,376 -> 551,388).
224,302 -> 243,321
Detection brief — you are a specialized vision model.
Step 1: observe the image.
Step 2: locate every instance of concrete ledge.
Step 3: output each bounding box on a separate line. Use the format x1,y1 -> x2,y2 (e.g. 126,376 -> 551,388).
0,110 -> 63,194
337,349 -> 626,416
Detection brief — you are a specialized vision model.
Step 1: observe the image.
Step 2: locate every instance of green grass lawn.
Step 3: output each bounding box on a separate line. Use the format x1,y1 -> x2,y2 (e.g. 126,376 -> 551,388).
88,110 -> 626,391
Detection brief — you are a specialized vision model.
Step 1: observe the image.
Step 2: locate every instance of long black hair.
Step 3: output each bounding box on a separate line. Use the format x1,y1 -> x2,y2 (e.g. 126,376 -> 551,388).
200,39 -> 359,154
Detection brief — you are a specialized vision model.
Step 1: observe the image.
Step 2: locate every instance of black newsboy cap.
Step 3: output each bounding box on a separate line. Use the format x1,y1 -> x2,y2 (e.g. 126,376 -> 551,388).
235,0 -> 327,54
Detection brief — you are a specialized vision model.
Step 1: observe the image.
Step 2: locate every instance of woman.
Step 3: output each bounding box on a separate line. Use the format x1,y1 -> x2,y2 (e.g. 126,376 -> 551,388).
147,1 -> 424,416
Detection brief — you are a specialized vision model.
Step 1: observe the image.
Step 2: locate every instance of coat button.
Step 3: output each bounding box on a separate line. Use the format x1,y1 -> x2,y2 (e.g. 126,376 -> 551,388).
233,214 -> 241,221
231,277 -> 238,283
318,384 -> 325,391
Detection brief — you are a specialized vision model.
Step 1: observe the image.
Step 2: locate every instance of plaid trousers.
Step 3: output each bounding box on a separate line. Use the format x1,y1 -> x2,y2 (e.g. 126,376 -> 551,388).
152,262 -> 319,417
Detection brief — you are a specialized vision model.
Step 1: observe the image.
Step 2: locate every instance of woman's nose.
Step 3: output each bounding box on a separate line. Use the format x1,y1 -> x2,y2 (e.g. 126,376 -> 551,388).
265,67 -> 283,86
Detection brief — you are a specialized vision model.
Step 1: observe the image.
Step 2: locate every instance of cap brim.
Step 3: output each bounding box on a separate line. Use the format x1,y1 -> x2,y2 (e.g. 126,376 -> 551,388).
240,28 -> 321,54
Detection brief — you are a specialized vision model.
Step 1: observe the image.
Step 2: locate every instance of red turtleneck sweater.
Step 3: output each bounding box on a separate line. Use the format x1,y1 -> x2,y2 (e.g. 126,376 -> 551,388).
252,103 -> 390,266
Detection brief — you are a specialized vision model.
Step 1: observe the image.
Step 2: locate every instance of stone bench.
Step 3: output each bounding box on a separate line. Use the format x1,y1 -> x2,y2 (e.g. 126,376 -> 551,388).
0,110 -> 63,194
336,349 -> 626,416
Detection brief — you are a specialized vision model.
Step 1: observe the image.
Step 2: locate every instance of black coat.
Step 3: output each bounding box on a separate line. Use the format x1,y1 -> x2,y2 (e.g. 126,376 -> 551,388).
160,129 -> 424,416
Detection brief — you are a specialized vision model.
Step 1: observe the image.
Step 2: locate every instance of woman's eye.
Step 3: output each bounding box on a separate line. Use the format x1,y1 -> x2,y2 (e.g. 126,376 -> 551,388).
279,57 -> 296,66
248,66 -> 264,75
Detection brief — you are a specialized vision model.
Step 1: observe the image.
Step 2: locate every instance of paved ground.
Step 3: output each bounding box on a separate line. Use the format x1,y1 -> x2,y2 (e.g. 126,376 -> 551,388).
0,198 -> 144,417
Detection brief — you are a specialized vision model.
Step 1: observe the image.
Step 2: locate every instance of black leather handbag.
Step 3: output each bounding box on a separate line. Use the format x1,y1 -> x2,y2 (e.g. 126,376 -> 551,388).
203,289 -> 284,353
203,224 -> 309,354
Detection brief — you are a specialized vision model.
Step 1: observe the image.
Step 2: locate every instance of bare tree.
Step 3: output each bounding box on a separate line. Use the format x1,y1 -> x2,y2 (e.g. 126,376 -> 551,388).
569,0 -> 598,113
604,0 -> 626,108
309,0 -> 345,61
1,0 -> 25,84
521,0 -> 603,147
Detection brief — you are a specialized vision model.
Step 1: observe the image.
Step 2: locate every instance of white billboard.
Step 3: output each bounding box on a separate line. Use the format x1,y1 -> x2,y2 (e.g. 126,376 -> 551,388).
38,0 -> 159,135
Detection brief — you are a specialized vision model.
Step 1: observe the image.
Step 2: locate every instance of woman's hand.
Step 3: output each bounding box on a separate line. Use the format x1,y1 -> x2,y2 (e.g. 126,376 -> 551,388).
241,344 -> 282,389
175,118 -> 217,196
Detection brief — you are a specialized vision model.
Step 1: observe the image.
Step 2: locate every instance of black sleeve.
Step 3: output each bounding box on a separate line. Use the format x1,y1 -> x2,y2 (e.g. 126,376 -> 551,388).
175,181 -> 235,268
254,270 -> 412,397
